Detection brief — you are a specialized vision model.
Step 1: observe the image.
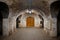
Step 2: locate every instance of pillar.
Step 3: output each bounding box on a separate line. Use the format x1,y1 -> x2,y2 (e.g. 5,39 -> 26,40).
3,18 -> 9,36
44,18 -> 50,33
50,18 -> 57,37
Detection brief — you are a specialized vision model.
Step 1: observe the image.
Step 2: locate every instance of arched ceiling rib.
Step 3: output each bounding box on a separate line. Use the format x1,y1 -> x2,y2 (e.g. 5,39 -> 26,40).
15,9 -> 46,19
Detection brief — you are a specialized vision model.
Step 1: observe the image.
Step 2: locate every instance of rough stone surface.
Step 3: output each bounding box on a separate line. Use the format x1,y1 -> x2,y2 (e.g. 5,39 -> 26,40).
0,28 -> 58,40
3,18 -> 9,36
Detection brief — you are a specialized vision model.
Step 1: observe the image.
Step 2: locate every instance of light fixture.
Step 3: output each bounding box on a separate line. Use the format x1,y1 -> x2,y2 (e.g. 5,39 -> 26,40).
26,10 -> 32,14
29,10 -> 32,14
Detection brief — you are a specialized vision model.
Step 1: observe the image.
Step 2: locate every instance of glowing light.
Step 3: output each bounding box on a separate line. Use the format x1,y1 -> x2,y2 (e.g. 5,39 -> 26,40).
26,10 -> 32,14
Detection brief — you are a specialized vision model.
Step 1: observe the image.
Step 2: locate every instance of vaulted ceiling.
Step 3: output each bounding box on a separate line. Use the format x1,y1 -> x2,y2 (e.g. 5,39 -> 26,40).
9,0 -> 50,16
0,0 -> 58,17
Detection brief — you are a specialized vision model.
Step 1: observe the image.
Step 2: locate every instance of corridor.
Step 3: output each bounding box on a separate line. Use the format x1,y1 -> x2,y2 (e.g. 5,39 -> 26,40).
0,28 -> 58,40
0,0 -> 60,40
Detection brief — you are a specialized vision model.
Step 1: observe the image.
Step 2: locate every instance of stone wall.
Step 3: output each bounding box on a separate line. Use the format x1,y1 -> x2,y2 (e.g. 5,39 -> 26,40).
3,18 -> 9,36
49,17 -> 57,37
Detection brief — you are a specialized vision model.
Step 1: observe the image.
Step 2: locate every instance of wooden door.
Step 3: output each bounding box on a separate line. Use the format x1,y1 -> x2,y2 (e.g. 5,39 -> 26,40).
26,17 -> 34,27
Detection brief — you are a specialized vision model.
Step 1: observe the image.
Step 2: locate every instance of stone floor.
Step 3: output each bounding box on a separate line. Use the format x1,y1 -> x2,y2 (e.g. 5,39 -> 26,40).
0,28 -> 59,40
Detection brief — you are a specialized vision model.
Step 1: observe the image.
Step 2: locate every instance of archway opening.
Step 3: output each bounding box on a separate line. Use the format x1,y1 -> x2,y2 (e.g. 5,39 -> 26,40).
0,2 -> 9,35
38,15 -> 44,28
16,9 -> 45,28
16,15 -> 22,28
50,1 -> 60,37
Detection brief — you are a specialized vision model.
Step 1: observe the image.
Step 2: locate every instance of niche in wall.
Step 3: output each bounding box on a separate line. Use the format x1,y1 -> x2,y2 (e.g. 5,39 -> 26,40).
16,15 -> 22,28
38,15 -> 44,28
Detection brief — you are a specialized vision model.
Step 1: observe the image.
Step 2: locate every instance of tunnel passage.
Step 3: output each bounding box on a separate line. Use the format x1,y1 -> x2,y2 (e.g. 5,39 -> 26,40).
0,2 -> 9,35
50,1 -> 60,17
15,9 -> 45,28
50,1 -> 60,36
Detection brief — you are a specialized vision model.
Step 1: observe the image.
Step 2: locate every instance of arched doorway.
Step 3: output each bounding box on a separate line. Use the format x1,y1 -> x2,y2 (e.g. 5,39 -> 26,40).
0,2 -> 9,35
39,15 -> 44,28
50,1 -> 60,36
16,15 -> 22,28
16,18 -> 20,28
26,17 -> 34,27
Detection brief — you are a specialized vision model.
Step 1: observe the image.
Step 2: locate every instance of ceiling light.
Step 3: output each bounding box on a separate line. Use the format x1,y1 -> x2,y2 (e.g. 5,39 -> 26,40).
26,10 -> 32,14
